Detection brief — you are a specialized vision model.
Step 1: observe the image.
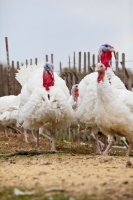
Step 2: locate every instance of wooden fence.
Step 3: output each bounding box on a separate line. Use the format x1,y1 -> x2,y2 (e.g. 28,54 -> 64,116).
0,52 -> 132,97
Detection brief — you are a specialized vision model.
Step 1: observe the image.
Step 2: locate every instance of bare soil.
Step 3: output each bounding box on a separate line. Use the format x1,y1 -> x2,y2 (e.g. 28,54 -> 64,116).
0,132 -> 133,200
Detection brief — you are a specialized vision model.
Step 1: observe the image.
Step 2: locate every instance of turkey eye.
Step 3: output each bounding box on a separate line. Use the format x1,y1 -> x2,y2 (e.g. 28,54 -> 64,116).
100,65 -> 102,68
105,44 -> 108,47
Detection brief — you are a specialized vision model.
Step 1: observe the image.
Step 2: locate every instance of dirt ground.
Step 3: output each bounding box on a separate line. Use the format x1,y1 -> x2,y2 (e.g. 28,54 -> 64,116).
0,132 -> 133,200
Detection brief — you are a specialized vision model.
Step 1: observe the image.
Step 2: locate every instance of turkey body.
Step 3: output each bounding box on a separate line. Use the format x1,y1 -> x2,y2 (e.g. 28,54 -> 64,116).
18,68 -> 73,130
0,95 -> 20,137
18,65 -> 75,150
76,67 -> 125,132
0,95 -> 20,125
76,67 -> 130,152
0,95 -> 18,114
94,64 -> 133,156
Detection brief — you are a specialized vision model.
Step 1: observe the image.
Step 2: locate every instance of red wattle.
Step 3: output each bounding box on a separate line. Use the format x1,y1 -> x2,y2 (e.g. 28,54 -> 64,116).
43,71 -> 54,90
74,90 -> 79,102
100,51 -> 112,69
102,62 -> 110,69
100,51 -> 112,62
97,72 -> 105,83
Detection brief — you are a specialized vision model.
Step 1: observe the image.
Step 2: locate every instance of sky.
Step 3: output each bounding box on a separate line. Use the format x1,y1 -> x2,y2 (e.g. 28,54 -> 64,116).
0,0 -> 133,72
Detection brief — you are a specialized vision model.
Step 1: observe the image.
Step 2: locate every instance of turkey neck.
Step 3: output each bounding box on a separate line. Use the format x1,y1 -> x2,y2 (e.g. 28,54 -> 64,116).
97,71 -> 105,83
72,90 -> 79,102
97,71 -> 116,103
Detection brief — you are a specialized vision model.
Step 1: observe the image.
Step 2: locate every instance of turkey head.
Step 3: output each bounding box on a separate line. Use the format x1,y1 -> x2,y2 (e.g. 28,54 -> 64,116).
95,63 -> 106,83
43,63 -> 54,90
98,44 -> 116,69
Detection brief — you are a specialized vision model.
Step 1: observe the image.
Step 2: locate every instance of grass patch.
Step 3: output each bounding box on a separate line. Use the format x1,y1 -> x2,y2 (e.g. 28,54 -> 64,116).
0,188 -> 75,200
56,141 -> 95,155
0,189 -> 122,200
0,149 -> 7,154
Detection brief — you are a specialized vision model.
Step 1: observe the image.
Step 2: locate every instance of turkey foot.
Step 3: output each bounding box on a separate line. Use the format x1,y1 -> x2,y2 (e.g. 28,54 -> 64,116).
39,132 -> 56,151
31,131 -> 37,143
102,141 -> 114,155
23,129 -> 29,143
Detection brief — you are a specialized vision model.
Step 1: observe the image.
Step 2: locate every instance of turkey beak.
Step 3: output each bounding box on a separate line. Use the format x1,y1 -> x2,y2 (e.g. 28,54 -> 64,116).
49,70 -> 52,75
110,47 -> 116,59
49,70 -> 53,76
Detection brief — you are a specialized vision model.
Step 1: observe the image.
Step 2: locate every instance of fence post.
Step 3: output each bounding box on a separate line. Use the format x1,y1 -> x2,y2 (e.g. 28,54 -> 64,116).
84,52 -> 86,76
12,61 -> 15,95
16,61 -> 21,94
73,52 -> 76,70
127,78 -> 132,90
115,52 -> 119,76
88,52 -> 92,74
35,58 -> 38,65
26,59 -> 28,65
4,67 -> 8,96
5,37 -> 12,95
69,56 -> 71,69
59,62 -> 62,75
0,64 -> 3,96
51,54 -> 53,64
78,52 -> 81,81
97,54 -> 100,62
46,55 -> 48,62
30,59 -> 32,65
72,74 -> 76,85
121,53 -> 126,84
92,54 -> 95,72
68,72 -> 71,92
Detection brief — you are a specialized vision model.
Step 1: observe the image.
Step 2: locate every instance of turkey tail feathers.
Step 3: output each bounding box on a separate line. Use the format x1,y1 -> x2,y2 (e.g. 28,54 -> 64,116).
15,63 -> 44,86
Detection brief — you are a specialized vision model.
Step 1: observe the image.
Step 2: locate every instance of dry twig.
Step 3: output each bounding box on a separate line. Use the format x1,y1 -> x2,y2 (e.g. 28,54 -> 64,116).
0,150 -> 57,157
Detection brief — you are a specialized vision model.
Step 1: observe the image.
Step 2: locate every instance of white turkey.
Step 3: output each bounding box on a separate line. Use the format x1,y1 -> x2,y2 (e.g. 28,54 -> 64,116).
67,84 -> 80,142
76,44 -> 128,153
17,62 -> 75,150
0,95 -> 17,137
0,95 -> 21,136
68,84 -> 104,146
94,63 -> 133,156
68,84 -> 79,110
0,94 -> 33,143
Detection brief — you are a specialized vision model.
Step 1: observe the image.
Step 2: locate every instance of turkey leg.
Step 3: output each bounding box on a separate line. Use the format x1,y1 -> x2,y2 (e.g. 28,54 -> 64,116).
50,130 -> 56,151
23,129 -> 29,143
31,131 -> 37,143
102,140 -> 114,155
36,130 -> 39,148
90,133 -> 104,153
3,126 -> 8,137
120,137 -> 129,149
126,142 -> 133,156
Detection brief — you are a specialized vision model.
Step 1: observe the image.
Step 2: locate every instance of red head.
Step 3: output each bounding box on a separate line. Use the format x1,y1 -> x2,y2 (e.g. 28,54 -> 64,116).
71,84 -> 79,102
98,44 -> 116,69
43,63 -> 54,90
95,63 -> 106,83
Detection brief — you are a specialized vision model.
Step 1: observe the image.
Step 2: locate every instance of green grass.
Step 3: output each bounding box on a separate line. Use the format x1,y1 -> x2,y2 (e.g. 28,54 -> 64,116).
0,149 -> 7,154
0,188 -> 75,200
0,188 -> 120,200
